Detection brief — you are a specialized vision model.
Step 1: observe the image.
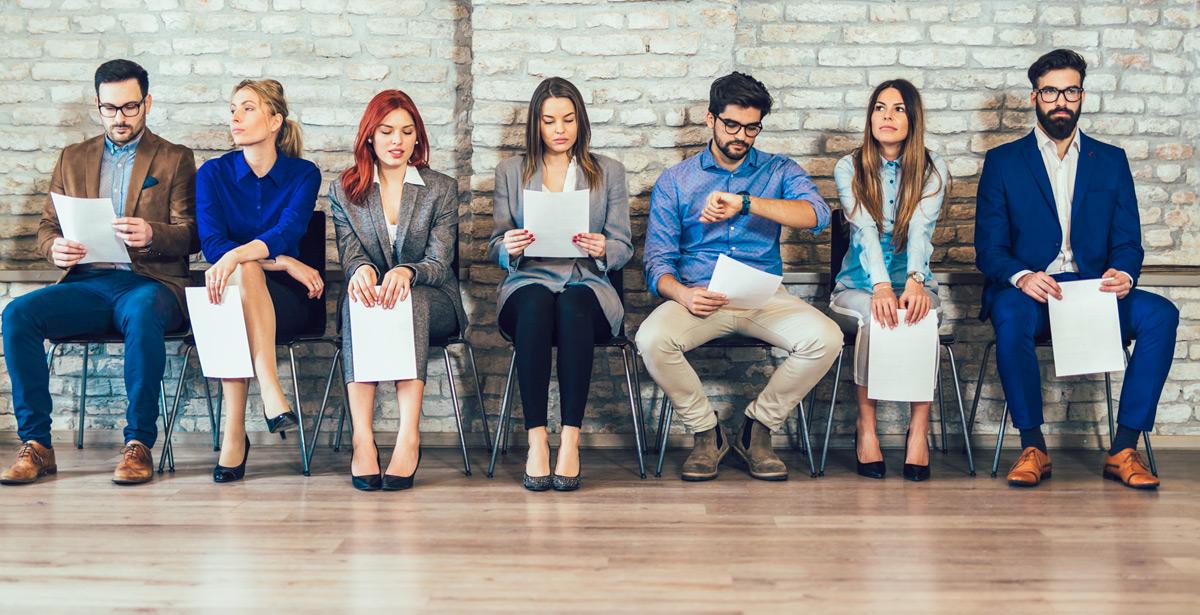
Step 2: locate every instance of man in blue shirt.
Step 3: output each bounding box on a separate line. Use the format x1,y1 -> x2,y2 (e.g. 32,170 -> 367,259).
1,60 -> 198,486
637,72 -> 842,482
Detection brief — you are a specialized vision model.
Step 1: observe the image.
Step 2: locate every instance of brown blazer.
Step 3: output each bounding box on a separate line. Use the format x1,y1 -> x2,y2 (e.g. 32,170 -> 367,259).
36,129 -> 199,311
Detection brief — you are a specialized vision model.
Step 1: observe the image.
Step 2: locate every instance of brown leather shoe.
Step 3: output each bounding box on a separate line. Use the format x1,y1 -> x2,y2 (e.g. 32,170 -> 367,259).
1103,449 -> 1160,490
729,417 -> 788,481
680,425 -> 729,481
1006,446 -> 1051,487
113,441 -> 154,485
0,441 -> 57,485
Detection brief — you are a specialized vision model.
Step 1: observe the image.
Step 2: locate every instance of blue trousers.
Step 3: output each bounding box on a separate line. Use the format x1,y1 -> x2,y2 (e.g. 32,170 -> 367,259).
989,273 -> 1179,432
2,269 -> 183,448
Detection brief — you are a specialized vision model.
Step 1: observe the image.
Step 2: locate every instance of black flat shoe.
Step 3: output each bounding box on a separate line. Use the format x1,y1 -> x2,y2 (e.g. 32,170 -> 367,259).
352,442 -> 382,492
903,429 -> 931,482
552,472 -> 581,492
855,430 -> 886,479
213,436 -> 250,483
264,410 -> 299,435
383,449 -> 421,491
523,473 -> 552,491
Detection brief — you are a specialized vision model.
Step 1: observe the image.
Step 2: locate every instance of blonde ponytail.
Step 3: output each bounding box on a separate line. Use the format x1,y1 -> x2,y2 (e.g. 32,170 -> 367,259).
277,117 -> 303,158
232,78 -> 303,158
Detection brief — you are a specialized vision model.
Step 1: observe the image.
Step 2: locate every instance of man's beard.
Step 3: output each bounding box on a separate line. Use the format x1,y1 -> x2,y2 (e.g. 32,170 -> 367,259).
714,131 -> 751,161
105,122 -> 143,145
1036,105 -> 1079,141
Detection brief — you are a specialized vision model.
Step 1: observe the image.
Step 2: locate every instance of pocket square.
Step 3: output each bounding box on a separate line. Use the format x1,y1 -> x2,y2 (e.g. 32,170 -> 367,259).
142,175 -> 159,189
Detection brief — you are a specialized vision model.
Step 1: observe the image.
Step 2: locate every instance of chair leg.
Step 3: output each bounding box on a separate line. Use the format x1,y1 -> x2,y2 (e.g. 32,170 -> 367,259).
444,347 -> 472,477
1104,372 -> 1116,450
796,395 -> 816,478
501,351 -> 516,455
653,387 -> 668,455
158,345 -> 194,474
630,349 -> 649,455
288,345 -> 311,477
202,367 -> 219,452
819,346 -> 846,476
1142,431 -> 1158,477
936,349 -> 948,453
332,351 -> 349,452
304,344 -> 341,470
654,399 -> 674,478
464,342 -> 493,454
76,344 -> 90,450
487,350 -> 517,478
619,345 -> 646,479
968,340 -> 995,436
945,345 -> 976,476
991,402 -> 1009,478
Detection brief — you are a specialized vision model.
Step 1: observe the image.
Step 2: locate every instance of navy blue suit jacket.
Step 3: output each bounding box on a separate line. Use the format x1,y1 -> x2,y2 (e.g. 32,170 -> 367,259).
974,131 -> 1144,321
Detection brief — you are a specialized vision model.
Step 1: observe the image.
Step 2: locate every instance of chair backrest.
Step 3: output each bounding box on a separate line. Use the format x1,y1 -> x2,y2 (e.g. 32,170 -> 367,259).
829,207 -> 851,299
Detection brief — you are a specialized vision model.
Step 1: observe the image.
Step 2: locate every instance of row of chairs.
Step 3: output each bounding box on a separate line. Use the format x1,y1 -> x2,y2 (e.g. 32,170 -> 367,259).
44,210 -> 1155,479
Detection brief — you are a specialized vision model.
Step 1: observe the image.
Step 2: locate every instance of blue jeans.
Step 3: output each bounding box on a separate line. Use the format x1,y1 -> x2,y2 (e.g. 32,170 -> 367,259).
2,269 -> 183,448
990,272 -> 1179,432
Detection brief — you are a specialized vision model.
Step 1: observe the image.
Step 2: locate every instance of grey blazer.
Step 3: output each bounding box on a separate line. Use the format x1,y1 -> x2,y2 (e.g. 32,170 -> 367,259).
329,167 -> 468,336
486,153 -> 632,335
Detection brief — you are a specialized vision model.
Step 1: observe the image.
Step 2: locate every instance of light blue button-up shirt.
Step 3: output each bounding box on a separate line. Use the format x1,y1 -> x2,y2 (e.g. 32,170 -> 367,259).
100,132 -> 142,217
833,151 -> 947,291
644,144 -> 829,296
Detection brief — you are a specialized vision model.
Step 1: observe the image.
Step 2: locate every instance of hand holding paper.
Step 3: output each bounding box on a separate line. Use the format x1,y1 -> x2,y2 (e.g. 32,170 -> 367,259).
1047,279 -> 1125,377
706,254 -> 782,309
50,193 -> 131,264
521,189 -> 589,258
186,286 -> 254,379
867,308 -> 938,402
350,286 -> 417,383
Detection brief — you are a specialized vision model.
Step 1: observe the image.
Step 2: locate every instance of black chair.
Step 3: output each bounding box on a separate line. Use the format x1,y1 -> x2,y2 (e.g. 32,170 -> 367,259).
159,211 -> 332,476
816,208 -> 976,476
320,247 -> 494,477
486,268 -> 649,479
968,337 -> 1157,478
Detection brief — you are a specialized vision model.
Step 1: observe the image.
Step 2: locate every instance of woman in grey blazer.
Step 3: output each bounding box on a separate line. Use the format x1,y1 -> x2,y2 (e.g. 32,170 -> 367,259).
330,90 -> 468,492
486,77 -> 632,491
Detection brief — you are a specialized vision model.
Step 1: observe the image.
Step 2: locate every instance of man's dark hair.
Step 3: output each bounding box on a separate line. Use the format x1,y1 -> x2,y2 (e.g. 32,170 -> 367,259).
1027,49 -> 1087,89
94,59 -> 149,97
708,71 -> 773,117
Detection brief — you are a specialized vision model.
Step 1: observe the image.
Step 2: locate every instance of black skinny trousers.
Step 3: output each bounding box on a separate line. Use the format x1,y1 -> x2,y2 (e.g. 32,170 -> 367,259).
498,283 -> 610,429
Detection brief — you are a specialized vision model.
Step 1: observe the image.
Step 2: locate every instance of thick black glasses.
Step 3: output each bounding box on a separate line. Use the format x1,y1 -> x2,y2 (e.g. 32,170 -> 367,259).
98,97 -> 146,118
1035,86 -> 1083,104
716,114 -> 763,137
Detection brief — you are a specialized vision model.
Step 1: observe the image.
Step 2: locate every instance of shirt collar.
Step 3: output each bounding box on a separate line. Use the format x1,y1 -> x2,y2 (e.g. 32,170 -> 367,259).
881,155 -> 901,171
699,141 -> 760,173
104,131 -> 143,157
1034,124 -> 1081,157
235,150 -> 288,185
372,165 -> 426,187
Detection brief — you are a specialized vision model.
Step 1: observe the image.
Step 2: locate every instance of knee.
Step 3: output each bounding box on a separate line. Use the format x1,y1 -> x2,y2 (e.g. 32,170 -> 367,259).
635,317 -> 679,359
232,261 -> 265,285
797,316 -> 843,359
1137,292 -> 1180,334
1,295 -> 34,333
991,290 -> 1038,337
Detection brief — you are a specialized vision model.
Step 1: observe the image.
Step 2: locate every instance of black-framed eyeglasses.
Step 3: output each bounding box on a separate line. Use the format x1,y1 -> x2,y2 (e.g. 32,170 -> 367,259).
716,114 -> 763,137
1034,86 -> 1083,104
98,97 -> 146,118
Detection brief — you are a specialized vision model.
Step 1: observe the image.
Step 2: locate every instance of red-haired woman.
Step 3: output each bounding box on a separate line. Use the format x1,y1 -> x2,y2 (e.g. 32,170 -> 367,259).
329,90 -> 467,491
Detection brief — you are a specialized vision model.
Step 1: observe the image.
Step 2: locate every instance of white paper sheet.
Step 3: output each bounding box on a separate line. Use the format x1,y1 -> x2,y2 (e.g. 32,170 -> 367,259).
50,193 -> 131,264
867,308 -> 939,402
521,189 -> 589,258
185,286 -> 254,379
1047,279 -> 1125,377
349,287 -> 417,382
706,253 -> 783,309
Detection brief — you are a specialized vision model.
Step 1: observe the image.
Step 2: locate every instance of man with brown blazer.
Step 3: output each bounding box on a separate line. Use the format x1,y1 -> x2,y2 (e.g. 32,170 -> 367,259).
1,59 -> 198,485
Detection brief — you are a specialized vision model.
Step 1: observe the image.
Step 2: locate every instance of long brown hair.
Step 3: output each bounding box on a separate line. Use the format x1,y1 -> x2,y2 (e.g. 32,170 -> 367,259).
339,89 -> 431,205
850,79 -> 944,253
522,77 -> 601,189
233,79 -> 303,159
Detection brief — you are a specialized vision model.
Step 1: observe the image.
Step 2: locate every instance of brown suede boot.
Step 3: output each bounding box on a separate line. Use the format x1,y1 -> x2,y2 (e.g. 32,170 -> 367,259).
730,417 -> 788,481
680,425 -> 729,482
0,441 -> 57,485
112,441 -> 154,485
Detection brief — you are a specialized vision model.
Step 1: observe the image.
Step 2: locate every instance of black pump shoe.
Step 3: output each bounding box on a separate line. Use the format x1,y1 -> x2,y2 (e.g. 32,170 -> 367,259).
903,429 -> 931,482
213,436 -> 251,483
855,430 -> 886,479
263,410 -> 299,435
383,449 -> 421,491
352,442 -> 382,491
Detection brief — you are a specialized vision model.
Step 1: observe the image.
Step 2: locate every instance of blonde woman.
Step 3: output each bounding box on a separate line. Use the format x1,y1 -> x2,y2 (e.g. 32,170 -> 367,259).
829,79 -> 947,482
196,79 -> 323,482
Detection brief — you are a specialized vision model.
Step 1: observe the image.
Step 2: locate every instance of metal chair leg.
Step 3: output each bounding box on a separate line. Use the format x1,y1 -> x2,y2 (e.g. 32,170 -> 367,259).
487,350 -> 517,478
654,399 -> 674,478
936,347 -> 948,453
796,395 -> 816,478
619,345 -> 646,479
158,345 -> 194,474
76,344 -> 90,449
991,402 -> 1009,478
1104,372 -> 1116,450
653,388 -> 669,455
464,342 -> 492,453
444,347 -> 472,476
945,346 -> 976,476
332,352 -> 349,452
304,344 -> 341,470
968,340 -> 995,435
819,346 -> 845,476
201,367 -> 219,451
630,349 -> 649,455
501,350 -> 516,455
288,345 -> 311,476
46,343 -> 59,371
1143,431 -> 1158,477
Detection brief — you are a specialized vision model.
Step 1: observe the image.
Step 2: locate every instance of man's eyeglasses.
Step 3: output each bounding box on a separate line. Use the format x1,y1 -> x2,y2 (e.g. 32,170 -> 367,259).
715,114 -> 763,137
98,97 -> 146,118
1034,86 -> 1083,104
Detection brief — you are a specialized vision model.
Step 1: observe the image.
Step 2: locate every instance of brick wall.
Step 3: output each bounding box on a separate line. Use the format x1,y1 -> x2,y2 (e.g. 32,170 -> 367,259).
0,1 -> 1197,449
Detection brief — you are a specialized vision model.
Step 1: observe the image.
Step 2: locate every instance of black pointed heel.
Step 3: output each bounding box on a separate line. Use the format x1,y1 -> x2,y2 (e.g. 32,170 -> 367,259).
352,442 -> 382,492
383,449 -> 421,491
213,436 -> 250,483
855,429 -> 886,479
264,410 -> 299,435
903,429 -> 931,482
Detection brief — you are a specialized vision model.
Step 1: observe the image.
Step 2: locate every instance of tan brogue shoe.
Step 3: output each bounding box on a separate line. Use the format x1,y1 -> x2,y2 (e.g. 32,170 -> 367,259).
1103,449 -> 1160,490
1006,446 -> 1051,487
112,440 -> 154,485
0,441 -> 57,485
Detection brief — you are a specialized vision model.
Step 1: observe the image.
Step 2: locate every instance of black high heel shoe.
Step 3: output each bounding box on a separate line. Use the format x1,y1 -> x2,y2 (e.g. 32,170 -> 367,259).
383,448 -> 421,491
855,429 -> 886,479
263,409 -> 299,435
352,442 -> 382,492
903,429 -> 931,482
213,436 -> 250,483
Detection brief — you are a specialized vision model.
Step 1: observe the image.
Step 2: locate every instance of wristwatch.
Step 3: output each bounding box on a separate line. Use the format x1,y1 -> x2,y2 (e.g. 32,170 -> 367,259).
739,191 -> 752,216
909,271 -> 926,284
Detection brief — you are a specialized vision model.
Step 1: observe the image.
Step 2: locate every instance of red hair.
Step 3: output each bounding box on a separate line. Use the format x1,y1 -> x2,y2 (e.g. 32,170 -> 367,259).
339,89 -> 430,205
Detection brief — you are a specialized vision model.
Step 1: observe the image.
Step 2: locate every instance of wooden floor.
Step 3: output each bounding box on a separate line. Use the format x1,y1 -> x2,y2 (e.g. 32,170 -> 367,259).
0,443 -> 1198,613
